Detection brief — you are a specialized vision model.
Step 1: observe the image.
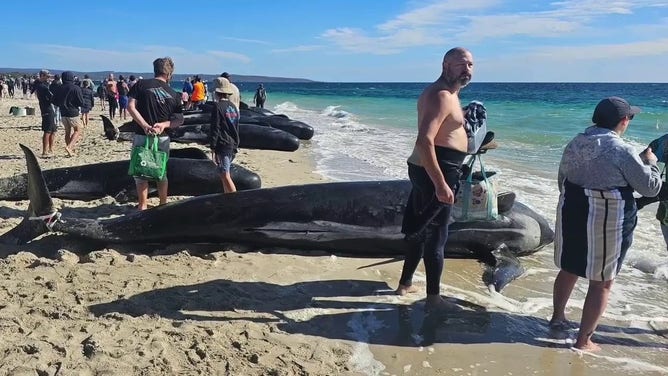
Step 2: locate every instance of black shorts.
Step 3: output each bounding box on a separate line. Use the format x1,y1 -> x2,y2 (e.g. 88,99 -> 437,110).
41,113 -> 57,133
401,147 -> 467,238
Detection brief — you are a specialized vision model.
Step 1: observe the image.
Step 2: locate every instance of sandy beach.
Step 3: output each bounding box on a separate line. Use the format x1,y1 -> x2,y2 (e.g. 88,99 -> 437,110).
0,95 -> 666,376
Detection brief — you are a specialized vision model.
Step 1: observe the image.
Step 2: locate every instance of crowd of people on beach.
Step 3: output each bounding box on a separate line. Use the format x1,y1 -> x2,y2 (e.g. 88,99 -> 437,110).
21,59 -> 248,209
0,75 -> 34,100
7,68 -> 271,222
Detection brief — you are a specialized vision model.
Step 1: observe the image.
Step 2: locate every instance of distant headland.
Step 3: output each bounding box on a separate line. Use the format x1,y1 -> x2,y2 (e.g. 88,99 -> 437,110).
0,67 -> 316,83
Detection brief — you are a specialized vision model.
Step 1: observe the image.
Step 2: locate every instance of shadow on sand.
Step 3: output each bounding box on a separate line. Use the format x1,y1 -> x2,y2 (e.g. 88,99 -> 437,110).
88,279 -> 668,349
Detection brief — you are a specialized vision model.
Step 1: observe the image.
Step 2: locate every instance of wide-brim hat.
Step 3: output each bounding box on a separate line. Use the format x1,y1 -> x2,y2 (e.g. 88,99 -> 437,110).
214,77 -> 234,95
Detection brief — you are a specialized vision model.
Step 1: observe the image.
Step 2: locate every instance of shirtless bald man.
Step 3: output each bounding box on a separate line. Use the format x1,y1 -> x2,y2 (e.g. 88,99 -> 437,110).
396,47 -> 474,310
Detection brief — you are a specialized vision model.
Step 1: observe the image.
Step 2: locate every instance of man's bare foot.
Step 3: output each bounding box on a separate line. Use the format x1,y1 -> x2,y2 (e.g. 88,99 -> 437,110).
574,340 -> 601,352
64,146 -> 74,157
396,284 -> 418,296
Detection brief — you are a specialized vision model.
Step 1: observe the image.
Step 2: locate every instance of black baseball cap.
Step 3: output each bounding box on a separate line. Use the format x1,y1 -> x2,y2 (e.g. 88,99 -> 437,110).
592,96 -> 641,127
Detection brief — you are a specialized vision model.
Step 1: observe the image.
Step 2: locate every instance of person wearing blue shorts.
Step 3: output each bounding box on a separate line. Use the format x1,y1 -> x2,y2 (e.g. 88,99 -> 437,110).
209,77 -> 240,193
117,75 -> 130,120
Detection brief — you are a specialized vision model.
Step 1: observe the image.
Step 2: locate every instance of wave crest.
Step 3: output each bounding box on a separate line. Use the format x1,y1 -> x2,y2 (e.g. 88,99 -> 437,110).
322,105 -> 350,119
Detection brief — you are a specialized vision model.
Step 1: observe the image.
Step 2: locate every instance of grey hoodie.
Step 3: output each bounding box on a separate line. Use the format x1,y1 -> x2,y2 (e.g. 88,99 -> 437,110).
558,126 -> 661,197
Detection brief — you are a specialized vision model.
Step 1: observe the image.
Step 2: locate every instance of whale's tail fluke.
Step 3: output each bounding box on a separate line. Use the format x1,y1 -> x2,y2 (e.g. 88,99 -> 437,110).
481,243 -> 525,292
0,145 -> 55,245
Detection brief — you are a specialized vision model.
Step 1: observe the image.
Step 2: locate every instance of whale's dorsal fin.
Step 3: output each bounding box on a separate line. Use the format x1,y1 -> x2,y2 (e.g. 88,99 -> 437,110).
0,145 -> 54,245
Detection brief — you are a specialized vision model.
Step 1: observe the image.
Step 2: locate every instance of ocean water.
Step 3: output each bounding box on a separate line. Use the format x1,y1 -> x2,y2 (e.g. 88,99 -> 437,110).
239,82 -> 668,373
179,81 -> 668,372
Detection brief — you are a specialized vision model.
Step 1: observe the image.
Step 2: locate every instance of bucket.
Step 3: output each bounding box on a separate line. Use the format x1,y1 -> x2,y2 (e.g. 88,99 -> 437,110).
25,107 -> 35,116
13,107 -> 26,117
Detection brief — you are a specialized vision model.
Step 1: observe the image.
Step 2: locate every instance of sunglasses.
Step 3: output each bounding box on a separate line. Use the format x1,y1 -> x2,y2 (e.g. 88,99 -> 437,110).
628,114 -> 634,120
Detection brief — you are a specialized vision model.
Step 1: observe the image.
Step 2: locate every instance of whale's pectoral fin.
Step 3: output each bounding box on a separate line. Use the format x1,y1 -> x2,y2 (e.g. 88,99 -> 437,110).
480,243 -> 525,293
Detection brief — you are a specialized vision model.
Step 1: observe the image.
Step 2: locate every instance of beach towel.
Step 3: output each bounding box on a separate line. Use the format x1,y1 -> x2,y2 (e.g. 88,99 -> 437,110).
554,180 -> 637,281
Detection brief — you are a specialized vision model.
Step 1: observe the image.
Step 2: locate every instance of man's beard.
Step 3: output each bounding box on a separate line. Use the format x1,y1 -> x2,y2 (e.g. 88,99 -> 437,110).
457,74 -> 472,87
444,71 -> 472,87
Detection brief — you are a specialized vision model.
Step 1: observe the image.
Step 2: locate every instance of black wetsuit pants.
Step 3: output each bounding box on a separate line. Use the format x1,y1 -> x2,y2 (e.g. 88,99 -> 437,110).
399,148 -> 465,295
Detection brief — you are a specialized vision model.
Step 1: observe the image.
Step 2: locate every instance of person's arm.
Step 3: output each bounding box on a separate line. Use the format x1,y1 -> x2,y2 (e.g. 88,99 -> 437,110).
557,162 -> 566,194
169,93 -> 185,129
127,97 -> 153,134
618,146 -> 662,197
75,87 -> 84,107
209,105 -> 220,152
415,90 -> 454,204
43,85 -> 53,103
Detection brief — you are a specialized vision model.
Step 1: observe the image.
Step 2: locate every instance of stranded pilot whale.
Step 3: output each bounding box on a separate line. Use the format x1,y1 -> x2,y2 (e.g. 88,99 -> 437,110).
0,145 -> 555,292
0,148 -> 261,201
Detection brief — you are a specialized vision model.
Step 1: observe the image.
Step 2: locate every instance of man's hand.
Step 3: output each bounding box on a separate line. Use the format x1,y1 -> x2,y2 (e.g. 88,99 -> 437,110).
435,183 -> 455,204
151,121 -> 170,135
640,147 -> 658,165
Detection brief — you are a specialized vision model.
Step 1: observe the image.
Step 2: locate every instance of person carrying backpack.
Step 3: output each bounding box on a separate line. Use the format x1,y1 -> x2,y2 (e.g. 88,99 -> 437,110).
253,84 -> 267,108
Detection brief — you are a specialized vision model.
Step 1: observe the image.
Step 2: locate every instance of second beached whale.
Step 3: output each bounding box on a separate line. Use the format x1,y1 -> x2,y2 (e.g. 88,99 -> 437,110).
0,148 -> 261,201
101,115 -> 301,152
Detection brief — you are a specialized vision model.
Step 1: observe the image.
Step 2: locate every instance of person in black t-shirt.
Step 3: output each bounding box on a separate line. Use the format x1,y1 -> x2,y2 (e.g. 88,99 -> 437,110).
127,57 -> 184,210
32,69 -> 57,157
209,77 -> 240,193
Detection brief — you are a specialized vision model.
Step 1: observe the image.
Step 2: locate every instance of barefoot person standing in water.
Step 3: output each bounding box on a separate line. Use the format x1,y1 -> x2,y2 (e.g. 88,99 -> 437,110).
551,97 -> 661,351
396,47 -> 473,310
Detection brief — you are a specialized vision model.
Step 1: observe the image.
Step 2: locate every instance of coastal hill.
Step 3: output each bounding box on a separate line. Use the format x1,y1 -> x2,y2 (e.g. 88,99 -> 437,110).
0,68 -> 315,83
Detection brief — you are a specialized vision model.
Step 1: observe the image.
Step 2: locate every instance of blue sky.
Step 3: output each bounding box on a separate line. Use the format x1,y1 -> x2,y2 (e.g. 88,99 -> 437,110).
3,0 -> 668,82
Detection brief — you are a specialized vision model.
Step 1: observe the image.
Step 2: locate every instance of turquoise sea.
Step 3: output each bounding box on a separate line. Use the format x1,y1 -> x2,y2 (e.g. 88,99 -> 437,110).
182,81 -> 668,373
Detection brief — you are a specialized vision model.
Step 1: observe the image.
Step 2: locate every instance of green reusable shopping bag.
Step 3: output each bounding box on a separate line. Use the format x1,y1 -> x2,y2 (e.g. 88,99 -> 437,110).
128,136 -> 168,180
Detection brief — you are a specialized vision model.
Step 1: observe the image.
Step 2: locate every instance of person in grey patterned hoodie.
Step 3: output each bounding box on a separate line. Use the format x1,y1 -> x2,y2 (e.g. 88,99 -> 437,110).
551,96 -> 661,351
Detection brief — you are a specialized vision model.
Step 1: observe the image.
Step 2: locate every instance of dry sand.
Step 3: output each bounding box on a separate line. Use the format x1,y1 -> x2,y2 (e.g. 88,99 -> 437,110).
0,96 -> 665,376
